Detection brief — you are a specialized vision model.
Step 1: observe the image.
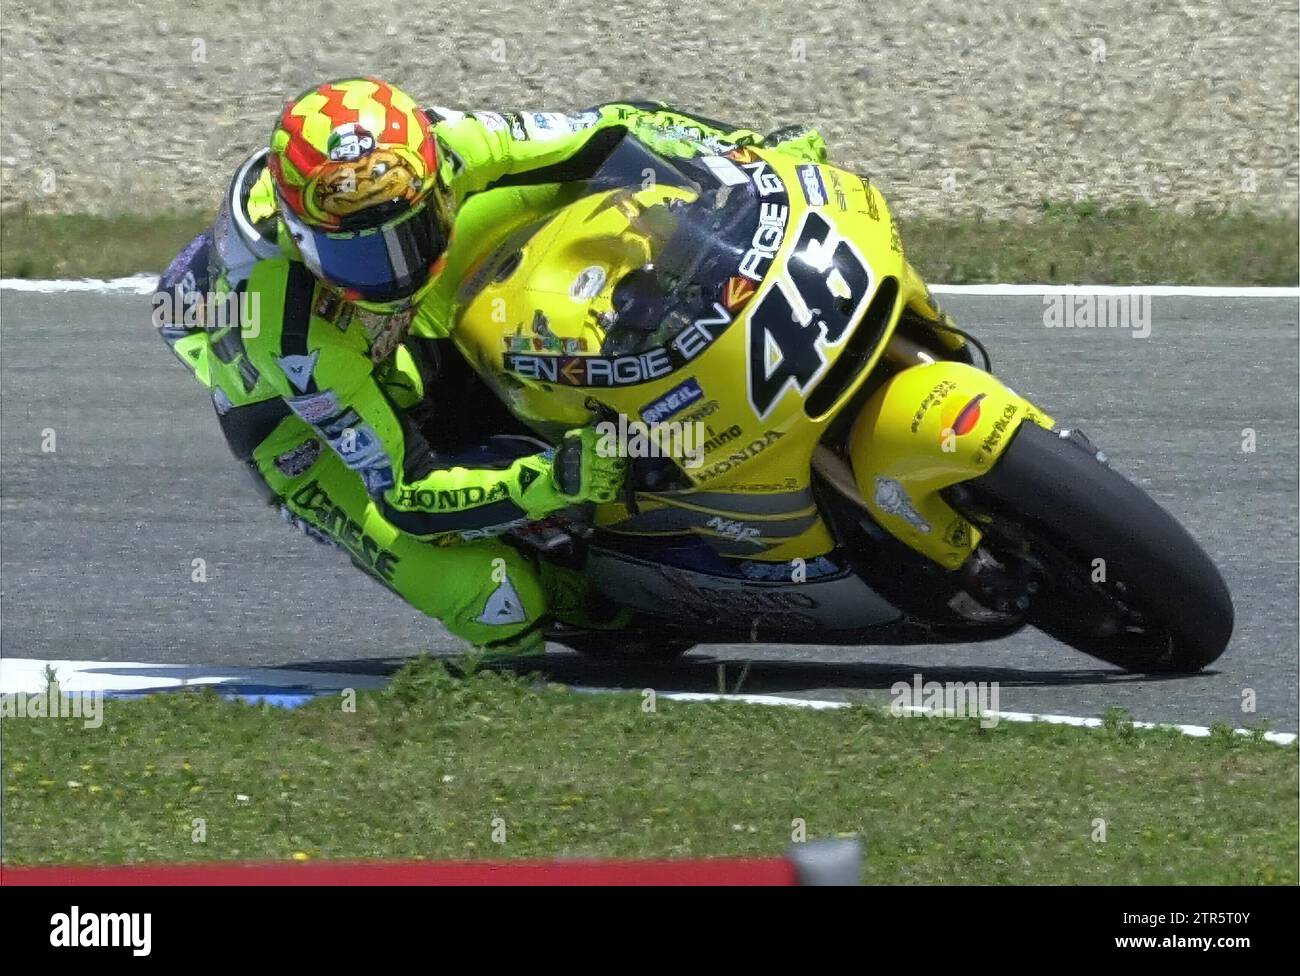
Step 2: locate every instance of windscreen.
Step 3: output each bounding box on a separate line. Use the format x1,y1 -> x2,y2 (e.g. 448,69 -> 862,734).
575,136 -> 791,357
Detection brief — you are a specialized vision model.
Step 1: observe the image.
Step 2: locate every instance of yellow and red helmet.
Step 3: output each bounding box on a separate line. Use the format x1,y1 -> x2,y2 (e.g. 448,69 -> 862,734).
268,78 -> 452,306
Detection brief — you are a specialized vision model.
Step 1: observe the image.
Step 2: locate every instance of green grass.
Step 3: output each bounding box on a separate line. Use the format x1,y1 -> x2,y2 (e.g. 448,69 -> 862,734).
1,201 -> 1296,284
904,200 -> 1299,286
0,210 -> 211,280
3,659 -> 1295,883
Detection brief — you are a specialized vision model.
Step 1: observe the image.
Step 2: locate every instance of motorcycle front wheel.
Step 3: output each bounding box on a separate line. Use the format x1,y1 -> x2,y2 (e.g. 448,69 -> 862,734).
950,422 -> 1234,672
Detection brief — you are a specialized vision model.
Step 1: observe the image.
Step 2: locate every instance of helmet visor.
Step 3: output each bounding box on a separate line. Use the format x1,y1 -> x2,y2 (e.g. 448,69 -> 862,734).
282,193 -> 449,303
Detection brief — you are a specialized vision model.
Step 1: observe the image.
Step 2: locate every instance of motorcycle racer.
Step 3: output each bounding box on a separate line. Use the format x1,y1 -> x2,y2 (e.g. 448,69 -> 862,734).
156,77 -> 835,652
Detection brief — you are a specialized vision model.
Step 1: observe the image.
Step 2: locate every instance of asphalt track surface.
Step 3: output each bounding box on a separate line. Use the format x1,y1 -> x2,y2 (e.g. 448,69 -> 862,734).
1,291 -> 1296,731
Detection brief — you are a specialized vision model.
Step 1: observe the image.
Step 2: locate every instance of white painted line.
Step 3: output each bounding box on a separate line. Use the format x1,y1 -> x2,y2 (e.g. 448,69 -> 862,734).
653,691 -> 851,711
4,658 -> 1293,746
931,283 -> 1299,297
574,687 -> 1297,746
0,658 -> 386,696
891,704 -> 1299,746
0,274 -> 158,294
1,276 -> 1296,298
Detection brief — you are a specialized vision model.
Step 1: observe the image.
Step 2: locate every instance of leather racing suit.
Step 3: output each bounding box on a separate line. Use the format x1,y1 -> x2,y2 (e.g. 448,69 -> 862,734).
155,100 -> 831,651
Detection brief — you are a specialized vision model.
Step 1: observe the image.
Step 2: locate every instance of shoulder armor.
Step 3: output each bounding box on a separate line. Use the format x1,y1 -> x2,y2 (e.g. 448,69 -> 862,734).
212,148 -> 280,286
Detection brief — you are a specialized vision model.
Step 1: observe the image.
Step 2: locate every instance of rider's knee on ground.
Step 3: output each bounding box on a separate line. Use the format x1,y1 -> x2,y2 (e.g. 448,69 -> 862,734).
256,427 -> 553,648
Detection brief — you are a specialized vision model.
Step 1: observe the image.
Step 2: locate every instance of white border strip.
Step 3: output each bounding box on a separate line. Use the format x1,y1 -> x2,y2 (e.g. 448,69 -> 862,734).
0,274 -> 159,294
1,276 -> 1296,298
576,688 -> 1297,746
3,658 -> 1294,746
0,658 -> 386,695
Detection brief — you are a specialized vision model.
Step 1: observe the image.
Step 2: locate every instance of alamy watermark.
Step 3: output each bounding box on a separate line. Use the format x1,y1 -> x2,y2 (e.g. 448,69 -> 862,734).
1,682 -> 103,729
596,415 -> 707,468
1042,293 -> 1151,338
890,673 -> 1001,728
50,907 -> 151,956
151,287 -> 261,337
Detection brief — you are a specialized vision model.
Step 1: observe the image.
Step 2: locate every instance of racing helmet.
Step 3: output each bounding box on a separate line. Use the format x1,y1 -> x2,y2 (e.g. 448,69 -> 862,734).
267,78 -> 453,309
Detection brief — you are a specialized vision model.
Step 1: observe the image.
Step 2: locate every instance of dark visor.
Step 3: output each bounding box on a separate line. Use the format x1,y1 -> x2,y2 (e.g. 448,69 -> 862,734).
283,195 -> 449,303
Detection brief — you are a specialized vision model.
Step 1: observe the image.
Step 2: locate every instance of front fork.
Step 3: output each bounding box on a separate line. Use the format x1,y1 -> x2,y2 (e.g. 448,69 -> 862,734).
846,354 -> 1054,572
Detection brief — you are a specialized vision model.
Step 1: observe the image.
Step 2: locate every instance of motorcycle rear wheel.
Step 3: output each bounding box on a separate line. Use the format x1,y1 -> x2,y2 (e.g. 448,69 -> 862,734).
952,422 -> 1234,673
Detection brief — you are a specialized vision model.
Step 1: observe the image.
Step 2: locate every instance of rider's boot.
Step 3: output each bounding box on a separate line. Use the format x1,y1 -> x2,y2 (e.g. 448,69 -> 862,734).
539,562 -> 633,631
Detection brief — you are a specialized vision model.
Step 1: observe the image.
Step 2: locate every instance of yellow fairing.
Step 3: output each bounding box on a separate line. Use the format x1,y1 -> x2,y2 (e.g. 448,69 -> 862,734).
849,362 -> 1054,569
455,183 -> 681,429
452,147 -> 1017,564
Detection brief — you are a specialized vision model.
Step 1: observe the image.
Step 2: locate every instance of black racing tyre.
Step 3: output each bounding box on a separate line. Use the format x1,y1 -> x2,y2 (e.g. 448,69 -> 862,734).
955,422 -> 1233,672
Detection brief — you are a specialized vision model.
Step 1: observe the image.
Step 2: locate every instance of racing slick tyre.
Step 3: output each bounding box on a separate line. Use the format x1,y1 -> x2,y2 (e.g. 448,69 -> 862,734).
951,422 -> 1234,673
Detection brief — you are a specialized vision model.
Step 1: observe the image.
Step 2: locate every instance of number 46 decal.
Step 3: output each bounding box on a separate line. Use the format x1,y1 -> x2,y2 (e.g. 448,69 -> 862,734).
747,210 -> 874,420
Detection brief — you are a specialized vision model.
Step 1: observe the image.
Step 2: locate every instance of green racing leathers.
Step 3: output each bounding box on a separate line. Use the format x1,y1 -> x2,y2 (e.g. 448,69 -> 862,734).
155,100 -> 830,651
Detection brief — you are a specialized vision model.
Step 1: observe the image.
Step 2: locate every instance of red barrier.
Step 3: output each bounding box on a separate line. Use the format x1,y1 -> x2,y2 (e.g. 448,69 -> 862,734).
2,858 -> 799,887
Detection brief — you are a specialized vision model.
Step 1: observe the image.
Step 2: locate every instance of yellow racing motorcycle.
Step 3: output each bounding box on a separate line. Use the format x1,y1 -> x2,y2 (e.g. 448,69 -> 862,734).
445,134 -> 1233,672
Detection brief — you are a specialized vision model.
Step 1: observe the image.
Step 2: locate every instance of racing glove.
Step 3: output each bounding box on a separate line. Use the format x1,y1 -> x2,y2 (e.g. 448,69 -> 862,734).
512,428 -> 627,518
